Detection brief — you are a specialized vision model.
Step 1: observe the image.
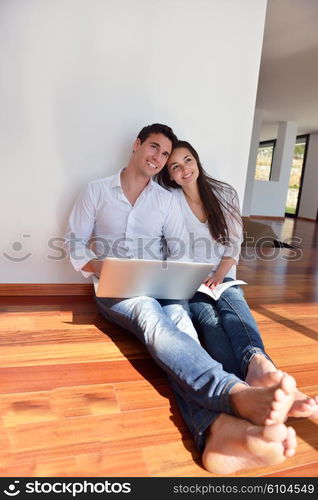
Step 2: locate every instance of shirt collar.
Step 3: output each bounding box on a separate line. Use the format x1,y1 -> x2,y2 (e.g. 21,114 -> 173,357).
144,177 -> 154,192
111,169 -> 124,189
111,168 -> 154,192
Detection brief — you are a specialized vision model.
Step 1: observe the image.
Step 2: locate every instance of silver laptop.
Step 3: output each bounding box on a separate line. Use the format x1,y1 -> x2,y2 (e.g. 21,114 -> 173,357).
92,257 -> 213,300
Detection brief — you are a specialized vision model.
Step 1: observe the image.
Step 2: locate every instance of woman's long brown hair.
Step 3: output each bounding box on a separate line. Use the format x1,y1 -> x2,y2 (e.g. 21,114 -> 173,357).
156,140 -> 242,245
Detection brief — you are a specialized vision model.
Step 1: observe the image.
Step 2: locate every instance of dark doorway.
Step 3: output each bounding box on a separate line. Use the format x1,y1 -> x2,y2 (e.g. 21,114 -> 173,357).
285,134 -> 310,218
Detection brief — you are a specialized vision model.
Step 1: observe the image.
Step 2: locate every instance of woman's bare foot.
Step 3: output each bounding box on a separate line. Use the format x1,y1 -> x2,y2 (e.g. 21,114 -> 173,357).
230,373 -> 296,425
288,392 -> 318,418
245,354 -> 279,386
202,414 -> 297,474
246,359 -> 318,419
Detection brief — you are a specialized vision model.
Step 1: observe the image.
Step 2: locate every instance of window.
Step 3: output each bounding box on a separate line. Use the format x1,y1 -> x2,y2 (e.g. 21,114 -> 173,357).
285,135 -> 309,217
255,140 -> 276,181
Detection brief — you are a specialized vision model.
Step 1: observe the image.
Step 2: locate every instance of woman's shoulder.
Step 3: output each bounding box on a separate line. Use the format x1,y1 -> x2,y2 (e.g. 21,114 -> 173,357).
212,180 -> 238,201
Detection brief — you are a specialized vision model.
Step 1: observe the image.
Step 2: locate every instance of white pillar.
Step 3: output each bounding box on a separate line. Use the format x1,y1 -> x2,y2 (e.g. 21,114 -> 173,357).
242,108 -> 263,216
271,122 -> 297,180
271,121 -> 298,214
249,121 -> 298,218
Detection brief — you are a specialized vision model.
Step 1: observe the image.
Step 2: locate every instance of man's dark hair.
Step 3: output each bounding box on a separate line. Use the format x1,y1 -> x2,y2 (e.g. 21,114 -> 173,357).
137,123 -> 177,145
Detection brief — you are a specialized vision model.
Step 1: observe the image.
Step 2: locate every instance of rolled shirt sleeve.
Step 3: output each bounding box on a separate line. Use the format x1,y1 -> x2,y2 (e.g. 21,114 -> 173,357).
64,184 -> 98,277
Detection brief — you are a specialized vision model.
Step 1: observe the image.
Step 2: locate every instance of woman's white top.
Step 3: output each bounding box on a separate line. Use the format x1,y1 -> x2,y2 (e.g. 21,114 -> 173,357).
172,187 -> 243,279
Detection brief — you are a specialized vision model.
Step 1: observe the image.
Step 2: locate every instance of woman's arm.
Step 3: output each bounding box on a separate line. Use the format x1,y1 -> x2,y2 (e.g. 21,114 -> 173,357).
204,187 -> 242,288
204,256 -> 236,288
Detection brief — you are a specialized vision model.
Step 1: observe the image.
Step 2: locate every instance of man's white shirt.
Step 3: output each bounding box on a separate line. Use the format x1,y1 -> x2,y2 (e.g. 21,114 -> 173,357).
65,170 -> 190,277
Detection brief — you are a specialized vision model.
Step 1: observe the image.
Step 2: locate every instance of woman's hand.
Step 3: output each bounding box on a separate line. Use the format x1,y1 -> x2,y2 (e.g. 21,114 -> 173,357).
203,271 -> 225,289
203,258 -> 235,289
203,277 -> 219,289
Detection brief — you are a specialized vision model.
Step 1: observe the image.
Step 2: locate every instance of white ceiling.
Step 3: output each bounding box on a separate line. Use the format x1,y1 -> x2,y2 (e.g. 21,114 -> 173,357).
256,0 -> 318,141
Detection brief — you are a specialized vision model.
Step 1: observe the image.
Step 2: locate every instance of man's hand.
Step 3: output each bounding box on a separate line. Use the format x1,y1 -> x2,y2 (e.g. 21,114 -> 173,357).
82,259 -> 103,277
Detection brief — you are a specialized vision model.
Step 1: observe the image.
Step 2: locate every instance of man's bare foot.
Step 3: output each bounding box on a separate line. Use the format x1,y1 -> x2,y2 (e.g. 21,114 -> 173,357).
202,414 -> 297,474
245,354 -> 279,386
230,373 -> 296,425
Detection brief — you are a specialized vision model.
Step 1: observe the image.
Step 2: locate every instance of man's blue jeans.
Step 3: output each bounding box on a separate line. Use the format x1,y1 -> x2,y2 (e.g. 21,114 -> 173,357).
95,295 -> 242,451
190,278 -> 273,381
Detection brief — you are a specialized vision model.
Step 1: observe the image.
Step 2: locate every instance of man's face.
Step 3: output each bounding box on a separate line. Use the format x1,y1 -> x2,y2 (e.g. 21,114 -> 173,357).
132,133 -> 172,178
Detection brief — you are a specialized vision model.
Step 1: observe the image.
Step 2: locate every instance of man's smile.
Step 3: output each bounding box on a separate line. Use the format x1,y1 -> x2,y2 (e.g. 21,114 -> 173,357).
147,160 -> 158,169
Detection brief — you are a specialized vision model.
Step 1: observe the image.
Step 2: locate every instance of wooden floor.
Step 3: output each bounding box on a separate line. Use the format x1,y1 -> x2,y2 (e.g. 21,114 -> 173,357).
1,218 -> 317,477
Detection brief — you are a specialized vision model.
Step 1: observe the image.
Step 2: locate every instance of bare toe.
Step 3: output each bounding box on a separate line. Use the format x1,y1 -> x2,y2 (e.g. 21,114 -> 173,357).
281,373 -> 297,394
262,422 -> 288,442
288,391 -> 318,418
283,427 -> 297,457
264,375 -> 296,425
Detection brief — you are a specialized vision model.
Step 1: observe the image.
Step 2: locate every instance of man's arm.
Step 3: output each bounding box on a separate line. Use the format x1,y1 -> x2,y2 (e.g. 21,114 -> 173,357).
64,183 -> 98,277
81,259 -> 103,277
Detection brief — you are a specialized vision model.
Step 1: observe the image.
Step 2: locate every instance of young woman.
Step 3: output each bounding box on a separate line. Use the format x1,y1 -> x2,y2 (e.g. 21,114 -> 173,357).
157,140 -> 318,417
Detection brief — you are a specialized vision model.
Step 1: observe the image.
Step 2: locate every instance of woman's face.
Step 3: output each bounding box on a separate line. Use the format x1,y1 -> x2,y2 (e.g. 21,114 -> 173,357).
167,147 -> 199,187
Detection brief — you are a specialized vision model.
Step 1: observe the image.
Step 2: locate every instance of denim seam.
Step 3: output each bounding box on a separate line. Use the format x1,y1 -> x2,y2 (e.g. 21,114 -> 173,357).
187,395 -> 218,452
246,348 -> 276,370
219,378 -> 246,415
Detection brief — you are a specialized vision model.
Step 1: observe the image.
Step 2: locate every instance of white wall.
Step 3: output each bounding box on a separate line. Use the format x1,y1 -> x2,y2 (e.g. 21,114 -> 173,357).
298,133 -> 318,220
0,0 -> 267,283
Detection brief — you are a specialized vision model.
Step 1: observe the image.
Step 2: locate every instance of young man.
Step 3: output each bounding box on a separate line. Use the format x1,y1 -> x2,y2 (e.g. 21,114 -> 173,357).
65,123 -> 297,474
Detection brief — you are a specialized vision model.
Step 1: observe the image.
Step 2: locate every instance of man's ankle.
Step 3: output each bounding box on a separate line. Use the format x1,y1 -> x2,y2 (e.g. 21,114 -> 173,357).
228,383 -> 248,417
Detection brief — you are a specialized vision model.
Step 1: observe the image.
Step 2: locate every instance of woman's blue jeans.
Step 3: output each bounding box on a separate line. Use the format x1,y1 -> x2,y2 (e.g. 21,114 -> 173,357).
190,278 -> 273,381
95,295 -> 242,451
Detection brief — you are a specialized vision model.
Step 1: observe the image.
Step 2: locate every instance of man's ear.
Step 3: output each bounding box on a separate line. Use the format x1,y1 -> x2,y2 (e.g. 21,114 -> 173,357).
133,138 -> 141,153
